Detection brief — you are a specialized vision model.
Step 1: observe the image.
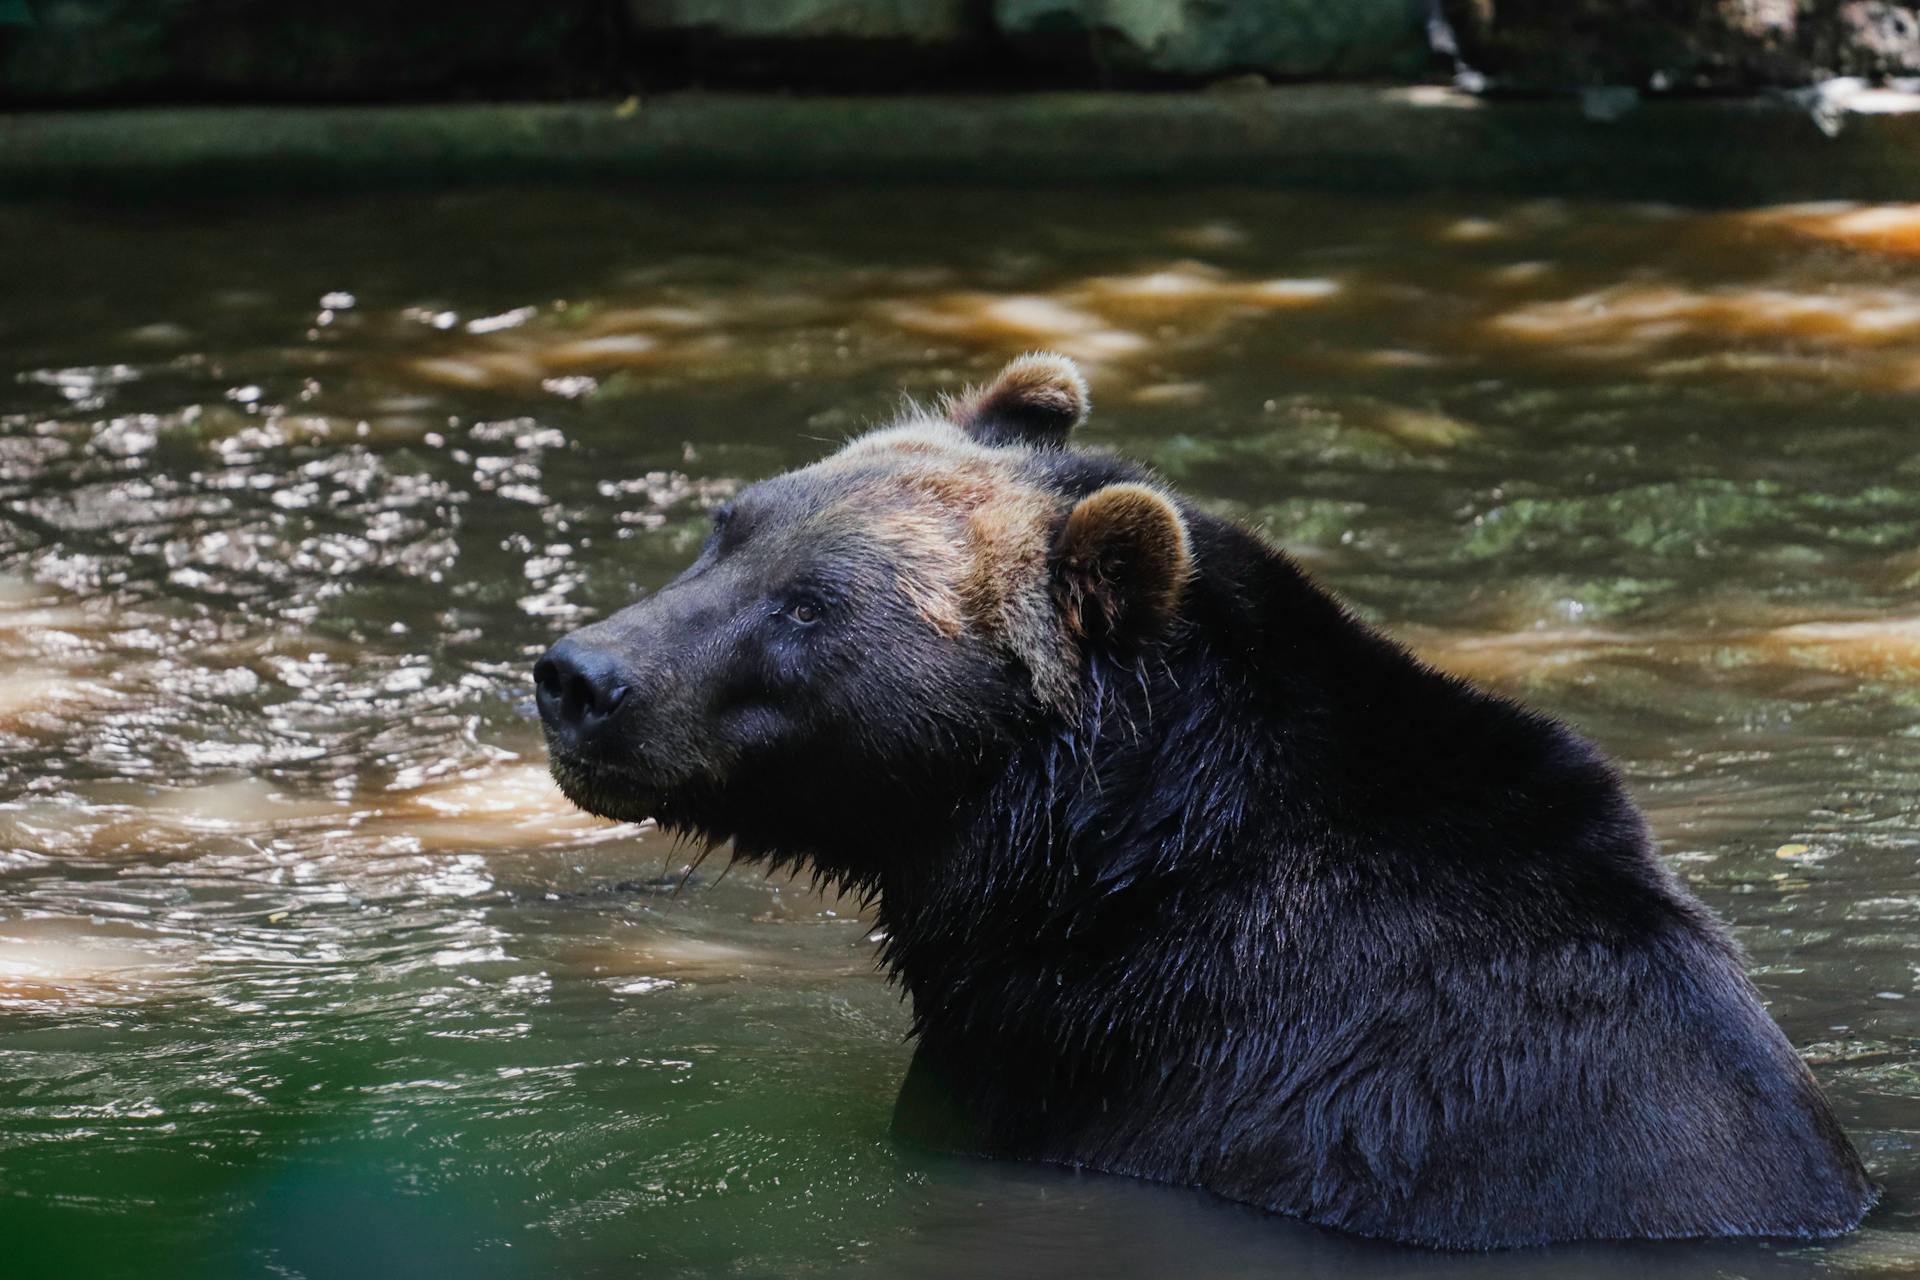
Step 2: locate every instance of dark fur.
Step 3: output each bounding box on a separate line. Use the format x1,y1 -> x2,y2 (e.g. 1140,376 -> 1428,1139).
540,373 -> 1876,1251
884,462 -> 1875,1246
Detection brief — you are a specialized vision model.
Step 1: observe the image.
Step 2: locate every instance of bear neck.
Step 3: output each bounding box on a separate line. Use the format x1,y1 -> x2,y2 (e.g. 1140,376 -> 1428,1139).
877,634 -> 1259,1027
872,517 -> 1333,1053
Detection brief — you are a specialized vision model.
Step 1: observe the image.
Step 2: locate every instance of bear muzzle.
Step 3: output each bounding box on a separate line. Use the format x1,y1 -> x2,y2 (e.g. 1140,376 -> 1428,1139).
534,615 -> 718,823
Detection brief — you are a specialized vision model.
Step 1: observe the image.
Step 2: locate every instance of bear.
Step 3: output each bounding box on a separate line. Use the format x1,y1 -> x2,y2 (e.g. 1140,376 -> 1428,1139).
534,352 -> 1876,1250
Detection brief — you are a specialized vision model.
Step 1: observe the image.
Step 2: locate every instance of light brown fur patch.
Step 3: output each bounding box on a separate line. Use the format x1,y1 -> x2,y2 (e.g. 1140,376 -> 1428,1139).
963,493 -> 1080,711
815,420 -> 1085,707
811,386 -> 1192,710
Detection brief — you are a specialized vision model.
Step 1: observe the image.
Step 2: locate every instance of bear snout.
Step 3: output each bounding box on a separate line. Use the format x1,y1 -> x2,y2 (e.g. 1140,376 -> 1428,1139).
533,637 -> 633,753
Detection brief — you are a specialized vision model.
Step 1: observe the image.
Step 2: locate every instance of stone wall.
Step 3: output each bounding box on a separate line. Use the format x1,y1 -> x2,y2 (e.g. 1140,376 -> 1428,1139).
3,0 -> 1917,102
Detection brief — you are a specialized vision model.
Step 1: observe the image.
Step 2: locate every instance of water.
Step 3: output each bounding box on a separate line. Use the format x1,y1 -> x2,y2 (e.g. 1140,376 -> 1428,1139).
0,185 -> 1916,1279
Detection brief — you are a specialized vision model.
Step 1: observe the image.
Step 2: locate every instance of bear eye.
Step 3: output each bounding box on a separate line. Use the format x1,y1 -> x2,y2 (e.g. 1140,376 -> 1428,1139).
786,601 -> 822,626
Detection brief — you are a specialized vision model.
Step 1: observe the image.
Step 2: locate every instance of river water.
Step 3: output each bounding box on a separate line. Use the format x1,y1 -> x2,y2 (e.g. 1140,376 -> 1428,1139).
0,185 -> 1915,1278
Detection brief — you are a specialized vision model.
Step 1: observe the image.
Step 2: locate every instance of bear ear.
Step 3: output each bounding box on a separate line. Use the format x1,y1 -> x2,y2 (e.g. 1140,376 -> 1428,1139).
1053,483 -> 1192,643
946,352 -> 1089,448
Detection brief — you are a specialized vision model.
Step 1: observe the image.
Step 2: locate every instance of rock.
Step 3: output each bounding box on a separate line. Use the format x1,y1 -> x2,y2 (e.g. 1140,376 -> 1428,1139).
1441,0 -> 1920,92
994,0 -> 1433,81
628,0 -> 973,44
1829,0 -> 1920,75
624,0 -> 991,88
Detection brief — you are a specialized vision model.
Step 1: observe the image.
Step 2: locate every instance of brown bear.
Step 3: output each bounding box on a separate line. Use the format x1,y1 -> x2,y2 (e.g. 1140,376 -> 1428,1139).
534,353 -> 1875,1250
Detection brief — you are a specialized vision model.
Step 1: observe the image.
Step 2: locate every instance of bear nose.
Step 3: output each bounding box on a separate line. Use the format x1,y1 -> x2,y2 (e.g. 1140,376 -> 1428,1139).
533,639 -> 631,747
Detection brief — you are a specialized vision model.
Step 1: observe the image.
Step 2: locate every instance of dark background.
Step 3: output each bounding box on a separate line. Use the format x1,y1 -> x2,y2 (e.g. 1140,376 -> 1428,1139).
5,0 -> 1920,105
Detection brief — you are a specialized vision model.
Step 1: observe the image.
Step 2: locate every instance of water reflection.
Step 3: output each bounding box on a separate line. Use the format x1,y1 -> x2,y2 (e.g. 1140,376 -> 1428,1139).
0,186 -> 1915,1277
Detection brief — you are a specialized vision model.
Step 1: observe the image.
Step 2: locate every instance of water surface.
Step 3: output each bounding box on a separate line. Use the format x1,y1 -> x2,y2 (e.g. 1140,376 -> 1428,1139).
0,186 -> 1916,1278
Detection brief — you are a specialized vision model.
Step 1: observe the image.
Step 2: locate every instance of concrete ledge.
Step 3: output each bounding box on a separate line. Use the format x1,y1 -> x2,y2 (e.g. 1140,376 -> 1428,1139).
2,89 -> 1916,201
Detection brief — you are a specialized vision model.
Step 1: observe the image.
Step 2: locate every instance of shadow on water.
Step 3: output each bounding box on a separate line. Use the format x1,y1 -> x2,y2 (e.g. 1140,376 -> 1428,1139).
0,183 -> 1916,1277
853,1151 -> 1844,1280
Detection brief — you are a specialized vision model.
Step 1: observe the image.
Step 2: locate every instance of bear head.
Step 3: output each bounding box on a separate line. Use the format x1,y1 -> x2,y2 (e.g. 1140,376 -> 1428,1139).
534,353 -> 1193,881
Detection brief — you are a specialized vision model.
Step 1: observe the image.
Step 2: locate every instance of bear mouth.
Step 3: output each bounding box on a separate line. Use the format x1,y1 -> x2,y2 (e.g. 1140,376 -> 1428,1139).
546,752 -> 663,826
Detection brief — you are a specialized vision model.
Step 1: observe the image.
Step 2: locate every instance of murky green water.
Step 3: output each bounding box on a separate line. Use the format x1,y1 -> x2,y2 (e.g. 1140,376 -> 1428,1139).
1,185 -> 1916,1279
